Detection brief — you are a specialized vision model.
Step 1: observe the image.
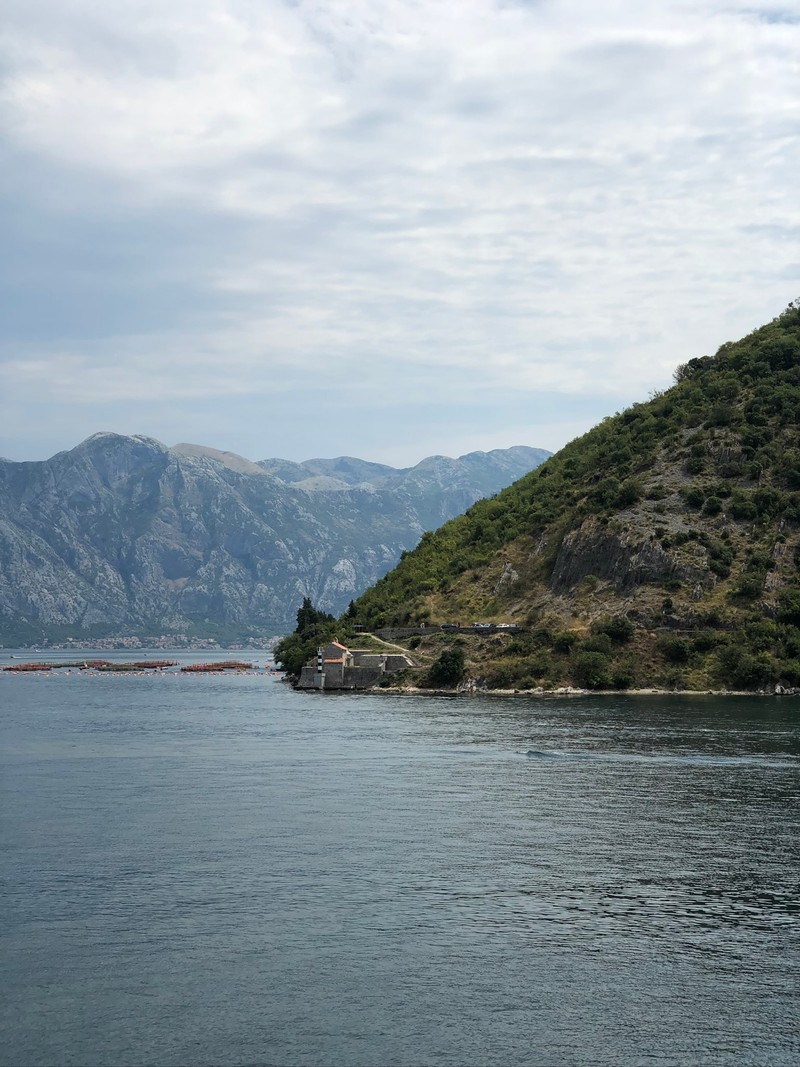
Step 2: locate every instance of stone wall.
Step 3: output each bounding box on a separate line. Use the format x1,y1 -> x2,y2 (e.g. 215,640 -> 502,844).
342,666 -> 384,688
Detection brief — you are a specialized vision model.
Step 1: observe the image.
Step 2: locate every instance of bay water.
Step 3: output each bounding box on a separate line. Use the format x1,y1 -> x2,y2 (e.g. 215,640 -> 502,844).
1,651 -> 798,1066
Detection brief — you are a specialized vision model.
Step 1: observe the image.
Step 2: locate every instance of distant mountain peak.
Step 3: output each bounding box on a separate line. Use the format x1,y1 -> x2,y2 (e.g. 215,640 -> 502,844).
0,438 -> 550,643
78,432 -> 166,450
171,442 -> 268,477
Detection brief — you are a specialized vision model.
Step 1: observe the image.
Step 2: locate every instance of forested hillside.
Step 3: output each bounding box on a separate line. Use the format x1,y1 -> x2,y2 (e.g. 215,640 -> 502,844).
345,304 -> 800,691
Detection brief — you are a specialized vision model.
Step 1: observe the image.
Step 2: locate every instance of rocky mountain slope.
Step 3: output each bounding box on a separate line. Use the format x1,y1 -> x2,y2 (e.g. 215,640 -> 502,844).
346,305 -> 800,691
0,438 -> 549,643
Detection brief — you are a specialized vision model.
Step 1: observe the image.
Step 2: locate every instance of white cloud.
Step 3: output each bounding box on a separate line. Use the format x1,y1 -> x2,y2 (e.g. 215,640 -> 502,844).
1,0 -> 798,461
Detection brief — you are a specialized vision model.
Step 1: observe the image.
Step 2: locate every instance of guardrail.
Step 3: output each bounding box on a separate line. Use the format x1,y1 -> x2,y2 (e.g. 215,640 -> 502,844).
370,625 -> 524,640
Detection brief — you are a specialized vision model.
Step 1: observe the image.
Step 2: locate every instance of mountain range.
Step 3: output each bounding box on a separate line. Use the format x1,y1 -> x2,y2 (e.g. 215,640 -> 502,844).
0,436 -> 550,644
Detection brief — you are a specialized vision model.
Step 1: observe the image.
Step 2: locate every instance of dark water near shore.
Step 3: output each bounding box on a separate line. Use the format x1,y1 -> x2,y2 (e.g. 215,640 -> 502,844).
2,651 -> 799,1067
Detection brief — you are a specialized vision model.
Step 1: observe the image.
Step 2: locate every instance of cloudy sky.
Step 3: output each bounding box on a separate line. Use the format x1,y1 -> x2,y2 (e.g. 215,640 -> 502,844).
1,0 -> 798,466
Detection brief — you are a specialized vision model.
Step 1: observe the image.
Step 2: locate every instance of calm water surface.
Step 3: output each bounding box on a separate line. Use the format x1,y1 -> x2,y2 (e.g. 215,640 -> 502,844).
1,651 -> 798,1066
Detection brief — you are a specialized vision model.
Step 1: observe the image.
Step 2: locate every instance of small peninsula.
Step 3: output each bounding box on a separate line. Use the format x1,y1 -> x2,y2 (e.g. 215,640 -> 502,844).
277,305 -> 800,694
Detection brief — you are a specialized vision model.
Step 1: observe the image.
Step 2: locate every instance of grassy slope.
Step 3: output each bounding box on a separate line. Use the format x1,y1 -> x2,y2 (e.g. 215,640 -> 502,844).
348,304 -> 800,691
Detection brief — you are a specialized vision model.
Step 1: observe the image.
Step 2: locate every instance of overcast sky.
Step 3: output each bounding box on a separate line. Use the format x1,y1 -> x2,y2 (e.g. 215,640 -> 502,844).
1,0 -> 798,466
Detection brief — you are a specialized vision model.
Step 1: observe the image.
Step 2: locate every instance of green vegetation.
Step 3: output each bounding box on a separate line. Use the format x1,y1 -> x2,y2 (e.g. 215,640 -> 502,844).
343,303 -> 800,691
273,598 -> 341,676
426,648 -> 466,687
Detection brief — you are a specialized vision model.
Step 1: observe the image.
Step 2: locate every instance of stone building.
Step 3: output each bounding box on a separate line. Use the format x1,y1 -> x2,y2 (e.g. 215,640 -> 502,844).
297,640 -> 418,690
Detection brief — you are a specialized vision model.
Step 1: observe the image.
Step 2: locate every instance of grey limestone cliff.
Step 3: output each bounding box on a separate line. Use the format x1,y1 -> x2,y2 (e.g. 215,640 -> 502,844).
0,434 -> 549,640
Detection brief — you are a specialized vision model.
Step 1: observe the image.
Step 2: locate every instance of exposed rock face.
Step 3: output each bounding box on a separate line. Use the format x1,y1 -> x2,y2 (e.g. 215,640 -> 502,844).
494,561 -> 520,594
0,434 -> 550,638
548,518 -> 706,594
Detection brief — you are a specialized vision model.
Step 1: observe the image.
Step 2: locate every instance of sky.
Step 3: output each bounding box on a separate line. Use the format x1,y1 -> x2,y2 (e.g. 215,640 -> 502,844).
1,0 -> 798,467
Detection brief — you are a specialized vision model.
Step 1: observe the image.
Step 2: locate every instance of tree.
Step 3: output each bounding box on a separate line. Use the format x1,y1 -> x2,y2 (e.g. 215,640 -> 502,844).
295,597 -> 334,637
274,598 -> 337,677
572,652 -> 612,689
427,648 -> 466,687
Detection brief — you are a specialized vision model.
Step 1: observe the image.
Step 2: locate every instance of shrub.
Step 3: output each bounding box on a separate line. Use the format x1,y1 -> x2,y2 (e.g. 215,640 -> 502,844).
661,668 -> 686,690
611,669 -> 634,689
692,630 -> 721,652
717,646 -> 777,688
708,402 -> 735,427
483,663 -> 521,689
572,652 -> 613,689
742,618 -> 778,651
703,496 -> 723,516
530,626 -> 556,649
753,487 -> 787,519
777,659 -> 800,685
730,576 -> 763,601
553,630 -> 579,653
615,479 -> 643,508
684,487 -> 705,509
582,633 -> 613,655
427,648 -> 466,687
659,637 -> 692,664
706,538 -> 734,577
526,653 -> 554,680
781,626 -> 800,659
594,615 -> 635,643
777,590 -> 800,626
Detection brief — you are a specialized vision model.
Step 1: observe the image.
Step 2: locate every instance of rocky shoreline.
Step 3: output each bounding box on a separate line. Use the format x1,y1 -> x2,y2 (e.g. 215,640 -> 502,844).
370,683 -> 800,698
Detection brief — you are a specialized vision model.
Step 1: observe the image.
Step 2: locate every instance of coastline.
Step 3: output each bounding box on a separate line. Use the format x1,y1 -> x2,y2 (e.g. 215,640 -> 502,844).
367,684 -> 800,698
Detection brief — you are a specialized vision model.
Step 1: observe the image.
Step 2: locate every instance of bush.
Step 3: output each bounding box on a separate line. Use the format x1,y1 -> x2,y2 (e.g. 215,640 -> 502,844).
614,479 -> 643,508
717,646 -> 777,688
781,626 -> 800,659
530,626 -> 556,649
706,538 -> 734,578
703,496 -> 723,516
777,590 -> 800,626
692,630 -> 721,652
572,651 -> 613,689
594,615 -> 635,643
553,631 -> 579,653
427,648 -> 466,687
526,653 -> 554,680
730,576 -> 763,601
684,487 -> 705,509
582,633 -> 613,655
777,659 -> 800,685
483,663 -> 520,689
659,637 -> 692,664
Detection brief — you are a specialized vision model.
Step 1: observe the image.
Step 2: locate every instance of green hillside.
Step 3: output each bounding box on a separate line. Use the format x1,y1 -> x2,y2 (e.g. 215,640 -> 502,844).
345,303 -> 800,691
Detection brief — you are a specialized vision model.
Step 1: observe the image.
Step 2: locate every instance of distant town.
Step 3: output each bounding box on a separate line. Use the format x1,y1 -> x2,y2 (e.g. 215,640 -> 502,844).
4,634 -> 281,652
